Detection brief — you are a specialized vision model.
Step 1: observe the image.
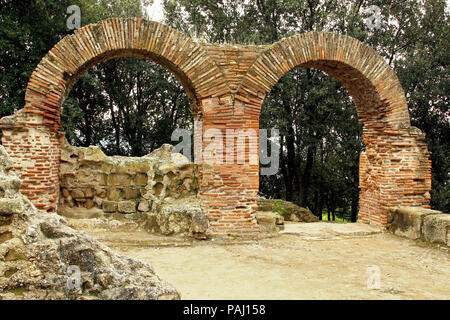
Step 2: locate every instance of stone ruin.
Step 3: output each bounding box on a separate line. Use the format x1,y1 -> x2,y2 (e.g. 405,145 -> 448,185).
0,19 -> 432,234
0,16 -> 443,301
0,145 -> 180,300
57,141 -> 209,238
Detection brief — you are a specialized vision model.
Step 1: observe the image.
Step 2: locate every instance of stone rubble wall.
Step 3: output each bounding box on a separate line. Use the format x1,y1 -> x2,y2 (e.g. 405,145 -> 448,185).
387,207 -> 450,247
59,142 -> 199,216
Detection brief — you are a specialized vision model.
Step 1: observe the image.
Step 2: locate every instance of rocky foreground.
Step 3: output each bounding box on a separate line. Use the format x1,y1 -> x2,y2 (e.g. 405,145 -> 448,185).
0,146 -> 180,300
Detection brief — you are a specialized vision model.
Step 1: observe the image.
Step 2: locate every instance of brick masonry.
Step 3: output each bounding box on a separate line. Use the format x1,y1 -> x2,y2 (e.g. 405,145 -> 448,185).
0,18 -> 431,233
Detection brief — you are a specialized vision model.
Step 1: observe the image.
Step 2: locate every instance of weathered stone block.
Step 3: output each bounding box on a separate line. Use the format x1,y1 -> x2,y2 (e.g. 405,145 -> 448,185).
0,198 -> 23,215
387,207 -> 439,240
71,188 -> 84,200
62,188 -> 70,198
135,173 -> 148,186
96,188 -> 106,198
107,188 -> 120,201
102,201 -> 118,213
256,211 -> 284,233
423,214 -> 450,246
84,188 -> 95,198
158,208 -> 191,235
156,200 -> 208,237
85,199 -> 95,209
118,201 -> 136,214
109,173 -> 133,186
138,201 -> 150,212
124,188 -> 139,200
99,174 -> 108,186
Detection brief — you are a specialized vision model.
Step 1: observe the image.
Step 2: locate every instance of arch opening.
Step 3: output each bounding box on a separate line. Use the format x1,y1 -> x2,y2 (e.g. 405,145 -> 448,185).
60,49 -> 199,118
62,56 -> 193,157
58,55 -> 198,216
258,65 -> 364,223
238,33 -> 431,227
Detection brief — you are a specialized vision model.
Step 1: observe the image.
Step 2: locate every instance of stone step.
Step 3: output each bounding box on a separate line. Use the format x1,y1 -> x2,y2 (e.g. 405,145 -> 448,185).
280,222 -> 382,239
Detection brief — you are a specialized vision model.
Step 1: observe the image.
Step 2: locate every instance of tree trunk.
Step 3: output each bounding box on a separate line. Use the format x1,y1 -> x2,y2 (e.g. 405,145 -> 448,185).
280,96 -> 297,202
109,100 -> 121,155
351,165 -> 359,223
280,136 -> 293,201
313,190 -> 319,217
285,133 -> 297,198
318,196 -> 323,221
301,145 -> 315,206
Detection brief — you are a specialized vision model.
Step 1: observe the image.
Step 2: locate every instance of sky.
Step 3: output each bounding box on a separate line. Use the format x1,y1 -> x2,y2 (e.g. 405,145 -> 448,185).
145,0 -> 450,22
145,0 -> 165,22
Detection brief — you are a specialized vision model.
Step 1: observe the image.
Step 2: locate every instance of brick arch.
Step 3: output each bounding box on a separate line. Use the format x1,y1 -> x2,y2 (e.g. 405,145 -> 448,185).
24,18 -> 230,130
234,32 -> 431,226
1,26 -> 432,231
2,18 -> 232,212
237,32 -> 410,128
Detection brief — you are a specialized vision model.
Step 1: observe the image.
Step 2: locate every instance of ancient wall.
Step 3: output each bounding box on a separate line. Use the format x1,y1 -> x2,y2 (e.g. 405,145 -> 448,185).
0,110 -> 62,212
0,18 -> 432,233
58,142 -> 198,216
387,207 -> 450,247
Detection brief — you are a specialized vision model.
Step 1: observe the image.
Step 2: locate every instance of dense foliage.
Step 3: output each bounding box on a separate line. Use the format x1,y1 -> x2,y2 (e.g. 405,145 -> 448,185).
0,0 -> 448,218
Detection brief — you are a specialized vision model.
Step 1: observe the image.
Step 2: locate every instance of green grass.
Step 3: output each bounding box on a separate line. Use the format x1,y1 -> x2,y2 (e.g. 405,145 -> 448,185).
321,213 -> 349,223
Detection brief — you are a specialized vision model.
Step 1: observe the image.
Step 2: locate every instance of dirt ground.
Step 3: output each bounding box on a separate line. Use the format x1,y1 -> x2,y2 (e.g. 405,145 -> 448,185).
70,219 -> 450,300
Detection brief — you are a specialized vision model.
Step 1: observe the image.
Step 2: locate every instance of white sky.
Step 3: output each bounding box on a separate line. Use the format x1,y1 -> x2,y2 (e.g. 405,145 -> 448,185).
145,0 -> 165,22
145,0 -> 450,22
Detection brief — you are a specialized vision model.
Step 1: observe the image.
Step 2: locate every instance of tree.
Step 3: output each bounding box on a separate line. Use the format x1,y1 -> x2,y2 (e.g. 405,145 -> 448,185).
1,0 -> 74,118
64,58 -> 192,156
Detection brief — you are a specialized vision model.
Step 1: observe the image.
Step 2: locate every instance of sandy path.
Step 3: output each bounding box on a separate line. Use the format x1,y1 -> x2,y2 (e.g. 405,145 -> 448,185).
108,230 -> 450,300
